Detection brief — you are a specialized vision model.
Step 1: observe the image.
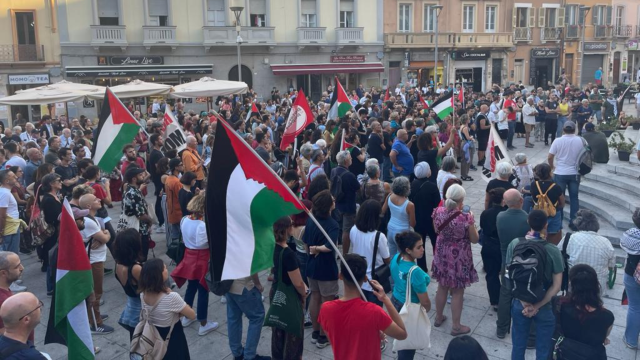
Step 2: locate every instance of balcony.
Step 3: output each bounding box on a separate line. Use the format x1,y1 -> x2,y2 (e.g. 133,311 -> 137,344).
90,25 -> 127,51
297,27 -> 327,48
202,26 -> 275,50
514,27 -> 532,42
565,25 -> 579,39
542,27 -> 562,42
0,44 -> 45,63
384,32 -> 512,49
143,26 -> 177,50
335,27 -> 364,47
594,25 -> 612,38
614,25 -> 632,38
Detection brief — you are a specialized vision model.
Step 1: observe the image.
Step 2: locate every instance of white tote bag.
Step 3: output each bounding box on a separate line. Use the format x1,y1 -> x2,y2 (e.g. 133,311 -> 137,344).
392,266 -> 431,352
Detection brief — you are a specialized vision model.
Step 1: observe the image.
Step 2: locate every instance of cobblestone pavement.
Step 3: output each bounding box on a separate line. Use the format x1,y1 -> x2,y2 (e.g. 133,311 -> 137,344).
24,130 -> 640,360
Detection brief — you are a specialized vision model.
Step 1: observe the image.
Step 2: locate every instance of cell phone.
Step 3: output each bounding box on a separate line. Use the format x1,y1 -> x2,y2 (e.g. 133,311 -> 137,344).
462,205 -> 471,214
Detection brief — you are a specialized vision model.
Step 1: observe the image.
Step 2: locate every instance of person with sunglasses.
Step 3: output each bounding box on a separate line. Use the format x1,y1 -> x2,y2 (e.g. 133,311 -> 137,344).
0,292 -> 48,359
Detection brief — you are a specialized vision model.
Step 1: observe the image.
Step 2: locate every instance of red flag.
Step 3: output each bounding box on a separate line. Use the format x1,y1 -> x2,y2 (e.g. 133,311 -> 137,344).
384,88 -> 390,101
280,89 -> 314,150
245,102 -> 259,124
340,129 -> 355,152
418,94 -> 430,109
458,86 -> 464,107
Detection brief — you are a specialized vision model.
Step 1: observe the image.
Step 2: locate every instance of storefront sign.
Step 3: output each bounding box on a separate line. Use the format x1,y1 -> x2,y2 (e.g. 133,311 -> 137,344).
8,74 -> 50,85
66,64 -> 213,77
404,52 -> 411,67
451,51 -> 490,60
583,42 -> 610,52
628,40 -> 638,51
98,56 -> 164,66
330,55 -> 365,63
531,48 -> 559,58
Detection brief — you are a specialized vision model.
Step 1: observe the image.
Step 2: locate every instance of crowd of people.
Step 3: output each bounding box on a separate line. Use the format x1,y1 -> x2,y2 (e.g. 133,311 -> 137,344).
0,76 -> 637,360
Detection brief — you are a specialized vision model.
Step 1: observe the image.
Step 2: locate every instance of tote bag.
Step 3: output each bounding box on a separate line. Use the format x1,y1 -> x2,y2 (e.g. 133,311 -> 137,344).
392,266 -> 431,352
263,249 -> 303,336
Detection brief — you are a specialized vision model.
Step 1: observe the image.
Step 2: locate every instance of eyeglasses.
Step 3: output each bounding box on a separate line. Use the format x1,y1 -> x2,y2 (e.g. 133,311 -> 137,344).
18,300 -> 44,321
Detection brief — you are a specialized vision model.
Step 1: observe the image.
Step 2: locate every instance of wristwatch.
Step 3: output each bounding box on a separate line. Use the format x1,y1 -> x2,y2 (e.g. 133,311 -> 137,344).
305,288 -> 311,296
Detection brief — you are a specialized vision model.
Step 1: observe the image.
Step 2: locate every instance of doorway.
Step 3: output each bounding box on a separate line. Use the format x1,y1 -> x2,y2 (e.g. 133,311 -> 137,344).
389,61 -> 401,90
564,54 -> 574,84
514,60 -> 525,84
613,52 -> 620,85
12,11 -> 38,61
535,58 -> 554,88
228,65 -> 253,90
492,59 -> 503,86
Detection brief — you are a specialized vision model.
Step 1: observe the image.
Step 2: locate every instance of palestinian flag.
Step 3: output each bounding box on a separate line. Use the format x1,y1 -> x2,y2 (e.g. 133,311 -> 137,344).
418,93 -> 430,110
280,89 -> 314,151
49,199 -> 95,359
207,115 -> 306,281
384,88 -> 390,101
481,126 -> 511,182
245,102 -> 259,125
431,91 -> 454,119
340,129 -> 355,152
328,77 -> 352,120
92,88 -> 140,173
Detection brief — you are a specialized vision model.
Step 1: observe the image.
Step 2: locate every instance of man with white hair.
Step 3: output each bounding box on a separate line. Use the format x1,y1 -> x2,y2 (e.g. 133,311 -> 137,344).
182,135 -> 204,189
19,124 -> 35,144
390,129 -> 415,178
59,128 -> 73,149
484,162 -> 515,210
410,162 -> 440,267
522,97 -> 538,148
331,150 -> 361,247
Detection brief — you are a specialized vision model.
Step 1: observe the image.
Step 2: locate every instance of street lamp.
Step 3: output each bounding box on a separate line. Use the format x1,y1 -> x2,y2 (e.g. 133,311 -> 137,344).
230,3 -> 244,83
429,5 -> 443,88
579,5 -> 591,87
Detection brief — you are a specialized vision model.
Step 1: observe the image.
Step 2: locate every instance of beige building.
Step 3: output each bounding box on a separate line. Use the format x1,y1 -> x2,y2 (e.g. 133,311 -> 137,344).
0,0 -> 63,125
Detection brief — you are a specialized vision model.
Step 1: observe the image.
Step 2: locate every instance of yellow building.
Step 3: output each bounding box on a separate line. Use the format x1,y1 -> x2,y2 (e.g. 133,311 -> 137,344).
0,0 -> 62,125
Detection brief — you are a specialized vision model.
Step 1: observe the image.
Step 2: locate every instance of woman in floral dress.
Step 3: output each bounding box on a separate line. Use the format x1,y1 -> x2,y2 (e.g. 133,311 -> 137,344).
431,184 -> 479,336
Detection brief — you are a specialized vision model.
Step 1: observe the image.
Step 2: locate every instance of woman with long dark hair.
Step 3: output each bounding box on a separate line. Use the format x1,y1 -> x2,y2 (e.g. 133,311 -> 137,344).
444,335 -> 488,360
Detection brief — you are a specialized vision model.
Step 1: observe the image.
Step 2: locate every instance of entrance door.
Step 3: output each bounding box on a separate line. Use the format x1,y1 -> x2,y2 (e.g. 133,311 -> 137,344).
296,75 -> 309,96
228,65 -> 253,90
472,67 -> 483,92
535,59 -> 553,88
565,54 -> 574,84
613,52 -> 620,85
582,55 -> 604,85
12,11 -> 38,61
514,60 -> 525,84
492,59 -> 503,85
389,61 -> 401,90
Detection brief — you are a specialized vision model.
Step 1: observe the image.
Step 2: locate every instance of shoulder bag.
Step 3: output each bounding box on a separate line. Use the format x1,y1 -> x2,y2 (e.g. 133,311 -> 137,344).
435,211 -> 461,234
263,248 -> 303,336
392,266 -> 431,352
550,300 -> 605,360
29,186 -> 56,246
371,231 -> 391,293
130,294 -> 175,360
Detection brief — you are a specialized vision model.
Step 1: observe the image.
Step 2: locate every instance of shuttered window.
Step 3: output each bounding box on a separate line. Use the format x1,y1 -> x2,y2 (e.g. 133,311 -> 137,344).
148,0 -> 169,17
97,0 -> 119,25
207,0 -> 225,26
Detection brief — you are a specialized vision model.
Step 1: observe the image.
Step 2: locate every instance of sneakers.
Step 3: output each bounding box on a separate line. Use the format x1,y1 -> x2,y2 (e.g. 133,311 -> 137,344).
91,324 -> 114,335
316,335 -> 329,349
447,294 -> 452,304
198,321 -> 219,336
156,224 -> 166,233
103,268 -> 113,276
304,311 -> 312,328
10,283 -> 26,293
311,330 -> 319,344
101,314 -> 109,321
99,298 -> 105,306
221,296 -> 227,304
181,316 -> 196,327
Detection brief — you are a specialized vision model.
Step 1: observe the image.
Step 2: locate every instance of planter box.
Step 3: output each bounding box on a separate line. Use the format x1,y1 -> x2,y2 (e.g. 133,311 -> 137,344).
602,130 -> 614,137
618,151 -> 631,161
632,123 -> 640,130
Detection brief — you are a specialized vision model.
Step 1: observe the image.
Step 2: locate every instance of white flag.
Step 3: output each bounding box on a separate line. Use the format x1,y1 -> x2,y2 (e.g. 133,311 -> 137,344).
162,111 -> 187,153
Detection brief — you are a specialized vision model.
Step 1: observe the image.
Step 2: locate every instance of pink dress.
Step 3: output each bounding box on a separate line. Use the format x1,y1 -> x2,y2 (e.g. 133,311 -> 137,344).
431,207 -> 479,289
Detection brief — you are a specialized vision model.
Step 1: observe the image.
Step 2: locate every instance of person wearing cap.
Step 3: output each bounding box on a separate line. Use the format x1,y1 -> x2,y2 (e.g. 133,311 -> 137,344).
409,162 -> 440,269
548,120 -> 583,224
121,166 -> 152,261
582,122 -> 609,164
164,158 -> 184,246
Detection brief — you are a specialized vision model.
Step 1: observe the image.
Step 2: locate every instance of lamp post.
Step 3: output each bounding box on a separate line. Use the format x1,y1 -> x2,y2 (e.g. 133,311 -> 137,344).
579,5 -> 591,87
231,4 -> 244,83
429,5 -> 443,88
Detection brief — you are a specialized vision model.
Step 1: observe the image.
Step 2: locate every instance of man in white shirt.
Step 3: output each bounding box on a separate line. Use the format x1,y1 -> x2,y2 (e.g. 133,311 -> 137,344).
0,171 -> 21,271
59,129 -> 74,149
18,123 -> 35,144
496,107 -> 510,142
522,97 -> 538,148
3,142 -> 26,173
548,121 -> 583,224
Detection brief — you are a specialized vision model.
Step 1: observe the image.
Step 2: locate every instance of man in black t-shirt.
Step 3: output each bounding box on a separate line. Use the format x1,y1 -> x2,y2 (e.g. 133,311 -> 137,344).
54,147 -> 78,199
544,95 -> 560,145
366,121 -> 385,165
381,121 -> 394,182
0,292 -> 47,360
148,134 -> 165,233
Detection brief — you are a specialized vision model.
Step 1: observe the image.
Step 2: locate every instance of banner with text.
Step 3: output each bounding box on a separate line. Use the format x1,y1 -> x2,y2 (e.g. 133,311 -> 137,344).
162,111 -> 187,153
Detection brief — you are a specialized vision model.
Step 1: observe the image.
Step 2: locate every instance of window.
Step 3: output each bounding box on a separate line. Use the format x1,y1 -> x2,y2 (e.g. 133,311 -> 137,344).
148,0 -> 169,26
592,5 -> 608,25
207,0 -> 225,26
301,0 -> 317,27
339,0 -> 354,28
565,5 -> 577,26
545,8 -> 557,27
97,0 -> 119,25
399,4 -> 412,32
423,5 -> 436,32
515,7 -> 528,27
485,5 -> 496,32
615,6 -> 623,26
250,0 -> 266,27
462,5 -> 475,32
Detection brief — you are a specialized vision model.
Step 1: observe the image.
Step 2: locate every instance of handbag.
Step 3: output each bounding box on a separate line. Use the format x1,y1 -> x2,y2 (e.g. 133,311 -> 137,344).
392,266 -> 431,352
436,211 -> 461,234
550,298 -> 604,360
29,186 -> 56,246
130,294 -> 175,360
117,214 -> 140,233
634,260 -> 640,285
371,231 -> 391,293
263,248 -> 303,336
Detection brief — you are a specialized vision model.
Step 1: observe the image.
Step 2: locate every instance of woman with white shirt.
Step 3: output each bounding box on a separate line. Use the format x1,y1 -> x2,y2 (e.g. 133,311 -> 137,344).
344,199 -> 391,306
170,193 -> 219,336
496,106 -> 511,140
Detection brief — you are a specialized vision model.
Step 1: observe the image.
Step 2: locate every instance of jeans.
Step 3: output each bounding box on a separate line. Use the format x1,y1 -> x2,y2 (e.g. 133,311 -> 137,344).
624,273 -> 640,347
507,121 -> 516,147
545,117 -> 557,144
1,229 -> 20,254
155,194 -> 164,227
556,116 -> 568,138
593,109 -> 602,123
553,174 -> 580,222
169,223 -> 181,241
511,300 -> 555,360
391,296 -> 416,360
226,287 -> 265,360
382,156 -> 392,182
522,194 -> 533,214
161,194 -> 170,246
185,279 -> 209,321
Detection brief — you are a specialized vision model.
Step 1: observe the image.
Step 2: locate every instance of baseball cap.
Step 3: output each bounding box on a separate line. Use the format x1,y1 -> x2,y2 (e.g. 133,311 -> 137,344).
169,158 -> 183,171
124,167 -> 145,183
563,121 -> 576,131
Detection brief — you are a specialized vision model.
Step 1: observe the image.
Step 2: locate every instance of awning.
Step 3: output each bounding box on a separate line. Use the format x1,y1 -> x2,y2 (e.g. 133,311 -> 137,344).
270,62 -> 384,75
65,64 -> 213,78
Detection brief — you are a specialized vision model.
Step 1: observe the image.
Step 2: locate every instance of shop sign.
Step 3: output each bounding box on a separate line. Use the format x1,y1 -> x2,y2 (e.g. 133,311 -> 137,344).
531,48 -> 559,58
98,56 -> 164,66
8,74 -> 49,85
330,55 -> 365,63
404,52 -> 411,67
583,42 -> 610,52
451,51 -> 490,60
628,40 -> 638,51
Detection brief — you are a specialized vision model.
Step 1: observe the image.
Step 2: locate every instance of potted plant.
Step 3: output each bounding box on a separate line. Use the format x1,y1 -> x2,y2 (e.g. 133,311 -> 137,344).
628,116 -> 640,130
598,118 -> 618,137
608,132 -> 637,161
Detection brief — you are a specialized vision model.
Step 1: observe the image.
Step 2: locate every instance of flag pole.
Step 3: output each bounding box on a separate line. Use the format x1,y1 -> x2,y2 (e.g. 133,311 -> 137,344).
210,109 -> 366,301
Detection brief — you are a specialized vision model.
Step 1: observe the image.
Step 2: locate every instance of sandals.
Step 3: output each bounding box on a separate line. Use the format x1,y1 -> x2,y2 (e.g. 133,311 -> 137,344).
451,325 -> 471,336
434,315 -> 447,328
461,176 -> 474,181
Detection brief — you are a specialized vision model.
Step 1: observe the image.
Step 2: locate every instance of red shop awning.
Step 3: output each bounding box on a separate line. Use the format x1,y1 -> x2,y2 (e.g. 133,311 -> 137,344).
270,62 -> 384,75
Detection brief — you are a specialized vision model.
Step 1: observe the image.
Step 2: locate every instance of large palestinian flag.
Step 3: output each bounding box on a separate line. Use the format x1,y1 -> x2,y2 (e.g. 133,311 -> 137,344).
430,91 -> 454,119
206,114 -> 306,281
92,88 -> 140,173
280,89 -> 314,151
328,77 -> 352,120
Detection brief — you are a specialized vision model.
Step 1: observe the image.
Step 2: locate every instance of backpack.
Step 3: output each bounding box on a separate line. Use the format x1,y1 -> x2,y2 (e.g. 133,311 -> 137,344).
507,239 -> 549,304
330,168 -> 347,202
576,136 -> 593,175
560,232 -> 572,294
29,186 -> 56,246
533,182 -> 557,217
130,294 -> 175,360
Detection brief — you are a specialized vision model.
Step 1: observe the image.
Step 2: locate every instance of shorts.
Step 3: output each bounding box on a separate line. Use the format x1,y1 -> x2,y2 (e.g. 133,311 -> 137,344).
547,209 -> 563,234
308,278 -> 339,297
524,123 -> 534,132
477,136 -> 488,151
498,129 -> 508,140
342,213 -> 356,232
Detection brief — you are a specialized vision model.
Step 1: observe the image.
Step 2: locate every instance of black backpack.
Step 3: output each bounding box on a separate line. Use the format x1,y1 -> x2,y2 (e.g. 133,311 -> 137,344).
507,239 -> 549,304
330,168 -> 347,202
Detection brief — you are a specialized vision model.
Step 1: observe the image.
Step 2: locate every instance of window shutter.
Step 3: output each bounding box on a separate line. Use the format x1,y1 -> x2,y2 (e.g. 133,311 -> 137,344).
148,0 -> 169,17
606,6 -> 612,25
513,8 -> 517,27
591,7 -> 597,26
557,7 -> 565,27
97,0 -> 118,17
340,0 -> 354,12
207,0 -> 224,11
538,8 -> 545,27
301,0 -> 316,15
250,0 -> 266,14
528,8 -> 536,27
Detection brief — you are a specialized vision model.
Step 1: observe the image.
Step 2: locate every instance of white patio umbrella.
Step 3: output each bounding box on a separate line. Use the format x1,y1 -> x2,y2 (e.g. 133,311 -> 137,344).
0,86 -> 87,105
86,79 -> 172,100
170,77 -> 248,98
